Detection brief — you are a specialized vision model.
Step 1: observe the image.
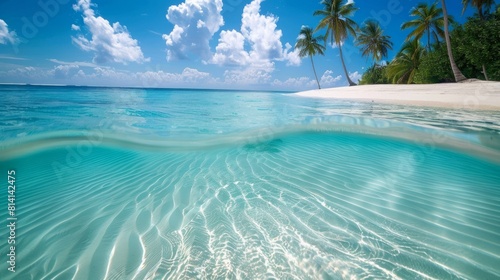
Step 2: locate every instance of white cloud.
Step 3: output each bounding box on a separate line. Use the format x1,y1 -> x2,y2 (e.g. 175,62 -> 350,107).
72,0 -> 148,64
0,56 -> 27,60
240,0 -> 283,61
0,19 -> 18,45
211,30 -> 250,66
283,42 -> 301,66
163,0 -> 224,61
210,0 -> 300,68
1,66 -> 220,88
6,67 -> 48,80
223,67 -> 273,85
269,70 -> 344,90
71,24 -> 80,31
349,71 -> 362,84
329,40 -> 344,48
136,67 -> 217,87
2,63 -> 326,90
272,76 -> 316,90
320,70 -> 342,87
48,58 -> 108,68
9,66 -> 36,74
51,65 -> 80,79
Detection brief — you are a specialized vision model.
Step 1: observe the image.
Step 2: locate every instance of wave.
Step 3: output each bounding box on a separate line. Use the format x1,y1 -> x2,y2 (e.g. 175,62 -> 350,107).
1,116 -> 500,164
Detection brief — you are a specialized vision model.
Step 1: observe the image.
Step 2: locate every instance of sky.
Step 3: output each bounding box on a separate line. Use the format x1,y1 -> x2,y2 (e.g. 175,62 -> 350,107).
0,0 -> 481,91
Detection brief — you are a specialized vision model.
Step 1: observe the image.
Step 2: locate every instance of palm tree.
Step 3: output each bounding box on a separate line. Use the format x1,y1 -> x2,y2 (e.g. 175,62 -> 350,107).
386,40 -> 425,84
441,0 -> 467,82
355,20 -> 393,65
401,2 -> 449,51
314,0 -> 358,86
462,0 -> 495,20
295,26 -> 326,89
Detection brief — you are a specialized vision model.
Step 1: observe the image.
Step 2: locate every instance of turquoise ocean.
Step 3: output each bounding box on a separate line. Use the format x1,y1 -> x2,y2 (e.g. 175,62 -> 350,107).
1,85 -> 500,279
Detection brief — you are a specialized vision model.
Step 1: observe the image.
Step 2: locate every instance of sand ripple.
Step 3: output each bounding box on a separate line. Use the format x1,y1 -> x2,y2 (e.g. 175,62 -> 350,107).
1,132 -> 499,279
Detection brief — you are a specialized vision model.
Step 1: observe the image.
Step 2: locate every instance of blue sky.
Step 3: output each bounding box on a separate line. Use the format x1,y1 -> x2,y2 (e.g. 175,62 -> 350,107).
0,0 -> 480,91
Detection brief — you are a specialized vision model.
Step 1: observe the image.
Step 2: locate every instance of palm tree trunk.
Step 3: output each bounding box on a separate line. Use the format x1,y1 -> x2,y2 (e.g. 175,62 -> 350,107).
477,10 -> 488,80
427,26 -> 431,51
441,0 -> 467,82
482,64 -> 489,80
310,55 -> 321,89
479,7 -> 484,20
337,42 -> 356,86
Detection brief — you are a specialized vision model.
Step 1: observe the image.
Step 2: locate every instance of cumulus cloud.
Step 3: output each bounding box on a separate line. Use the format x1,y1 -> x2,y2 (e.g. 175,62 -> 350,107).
72,0 -> 148,64
211,30 -> 250,66
8,66 -> 36,74
0,19 -> 18,45
163,0 -> 224,61
210,0 -> 300,68
2,63 -> 325,90
208,0 -> 301,86
71,24 -> 80,31
0,65 -> 220,88
51,65 -> 80,79
272,76 -> 316,90
349,71 -> 362,84
223,67 -> 273,85
283,43 -> 301,66
320,70 -> 342,87
6,67 -> 48,81
271,70 -> 345,90
136,67 -> 216,87
240,0 -> 284,61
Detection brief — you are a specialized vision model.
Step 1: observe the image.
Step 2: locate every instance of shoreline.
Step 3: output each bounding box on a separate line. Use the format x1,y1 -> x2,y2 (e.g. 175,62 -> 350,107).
293,80 -> 500,110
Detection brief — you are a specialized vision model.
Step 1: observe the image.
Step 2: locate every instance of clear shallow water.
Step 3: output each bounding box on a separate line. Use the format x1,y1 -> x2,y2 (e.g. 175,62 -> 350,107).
1,85 -> 500,279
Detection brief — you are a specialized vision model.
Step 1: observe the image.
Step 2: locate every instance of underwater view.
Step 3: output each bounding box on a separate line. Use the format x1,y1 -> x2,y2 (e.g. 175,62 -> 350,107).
1,85 -> 499,279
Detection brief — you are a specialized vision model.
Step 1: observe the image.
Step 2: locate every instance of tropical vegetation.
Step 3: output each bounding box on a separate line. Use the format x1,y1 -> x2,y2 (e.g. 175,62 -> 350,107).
295,27 -> 326,89
462,0 -> 496,20
355,20 -> 393,64
296,0 -> 499,87
314,0 -> 359,86
401,2 -> 448,51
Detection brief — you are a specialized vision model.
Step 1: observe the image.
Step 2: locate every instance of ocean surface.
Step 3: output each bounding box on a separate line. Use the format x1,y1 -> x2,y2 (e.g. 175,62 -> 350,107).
1,85 -> 500,279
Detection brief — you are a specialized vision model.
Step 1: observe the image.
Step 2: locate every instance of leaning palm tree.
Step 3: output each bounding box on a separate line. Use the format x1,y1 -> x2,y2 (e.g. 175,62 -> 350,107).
314,0 -> 358,86
295,26 -> 326,89
462,0 -> 495,20
401,2 -> 449,51
386,39 -> 425,84
441,0 -> 467,82
355,20 -> 393,65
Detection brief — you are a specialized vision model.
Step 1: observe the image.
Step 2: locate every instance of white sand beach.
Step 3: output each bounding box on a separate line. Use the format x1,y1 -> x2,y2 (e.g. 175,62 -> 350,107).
294,80 -> 500,110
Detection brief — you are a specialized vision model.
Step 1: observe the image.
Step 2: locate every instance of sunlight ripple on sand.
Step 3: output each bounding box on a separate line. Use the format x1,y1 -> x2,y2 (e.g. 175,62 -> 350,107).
1,131 -> 499,279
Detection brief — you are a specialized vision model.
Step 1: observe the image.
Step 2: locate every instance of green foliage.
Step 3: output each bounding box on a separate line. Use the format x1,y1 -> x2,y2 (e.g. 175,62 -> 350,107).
401,2 -> 450,50
462,0 -> 496,20
311,1 -> 500,85
359,65 -> 389,85
386,40 -> 426,84
355,20 -> 393,62
413,43 -> 454,83
295,26 -> 326,89
455,12 -> 500,80
295,27 -> 326,58
314,0 -> 359,86
314,0 -> 358,46
393,8 -> 500,83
